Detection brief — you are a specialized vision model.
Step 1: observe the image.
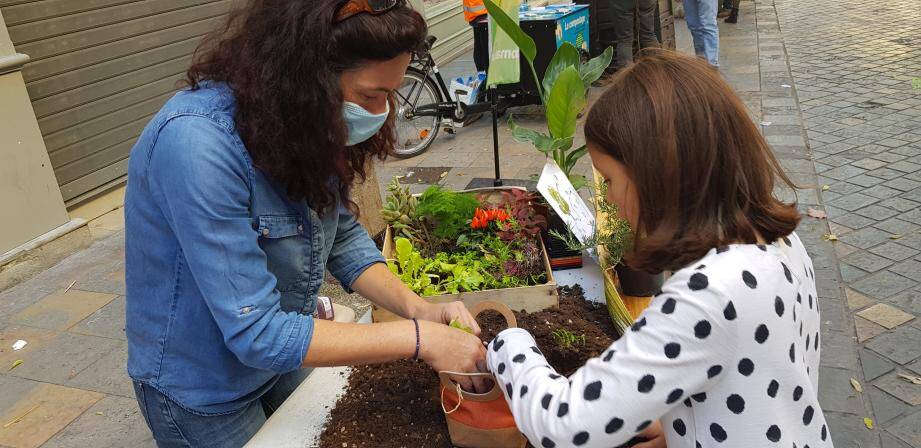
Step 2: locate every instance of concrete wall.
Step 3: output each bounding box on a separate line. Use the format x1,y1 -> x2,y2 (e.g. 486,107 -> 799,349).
0,10 -> 69,256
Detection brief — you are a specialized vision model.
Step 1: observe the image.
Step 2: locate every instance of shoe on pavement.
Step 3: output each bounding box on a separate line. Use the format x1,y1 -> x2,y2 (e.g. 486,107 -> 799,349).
725,7 -> 739,23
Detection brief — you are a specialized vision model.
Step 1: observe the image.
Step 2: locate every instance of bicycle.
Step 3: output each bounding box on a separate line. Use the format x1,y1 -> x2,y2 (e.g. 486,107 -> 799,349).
392,35 -> 538,159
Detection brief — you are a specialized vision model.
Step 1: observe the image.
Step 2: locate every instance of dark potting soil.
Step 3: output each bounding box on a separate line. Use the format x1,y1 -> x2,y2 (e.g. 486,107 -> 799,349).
318,286 -> 620,448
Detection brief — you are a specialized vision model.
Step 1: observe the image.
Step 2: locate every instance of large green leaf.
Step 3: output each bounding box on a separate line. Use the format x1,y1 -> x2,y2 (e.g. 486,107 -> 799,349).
509,115 -> 553,153
483,0 -> 536,64
569,174 -> 589,191
563,144 -> 588,172
546,66 -> 586,140
542,42 -> 581,103
579,46 -> 614,89
552,137 -> 574,152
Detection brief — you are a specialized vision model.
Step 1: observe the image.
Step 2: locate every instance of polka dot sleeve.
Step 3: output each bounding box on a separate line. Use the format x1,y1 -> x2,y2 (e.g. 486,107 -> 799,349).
486,271 -> 739,448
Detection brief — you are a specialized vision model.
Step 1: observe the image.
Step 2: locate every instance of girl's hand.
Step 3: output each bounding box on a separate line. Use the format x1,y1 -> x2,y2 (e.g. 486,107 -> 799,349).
634,421 -> 667,448
418,320 -> 489,392
416,301 -> 482,336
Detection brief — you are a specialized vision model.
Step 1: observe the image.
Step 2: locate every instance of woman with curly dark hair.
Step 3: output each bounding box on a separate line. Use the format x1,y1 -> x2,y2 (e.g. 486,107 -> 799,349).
124,1 -> 485,445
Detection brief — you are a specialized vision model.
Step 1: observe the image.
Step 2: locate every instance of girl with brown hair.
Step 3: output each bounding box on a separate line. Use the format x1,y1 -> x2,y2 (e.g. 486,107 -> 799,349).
487,50 -> 832,448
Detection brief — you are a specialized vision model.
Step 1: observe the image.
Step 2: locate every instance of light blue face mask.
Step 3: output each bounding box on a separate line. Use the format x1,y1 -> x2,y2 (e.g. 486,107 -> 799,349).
342,101 -> 389,146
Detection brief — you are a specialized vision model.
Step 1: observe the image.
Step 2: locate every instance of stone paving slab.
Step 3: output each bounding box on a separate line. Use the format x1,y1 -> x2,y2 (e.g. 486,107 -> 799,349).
0,382 -> 104,448
68,296 -> 126,341
888,410 -> 921,446
857,304 -> 916,330
875,371 -> 921,407
8,332 -> 122,385
10,290 -> 117,332
860,349 -> 896,382
0,325 -> 59,371
67,340 -> 133,399
40,396 -> 154,448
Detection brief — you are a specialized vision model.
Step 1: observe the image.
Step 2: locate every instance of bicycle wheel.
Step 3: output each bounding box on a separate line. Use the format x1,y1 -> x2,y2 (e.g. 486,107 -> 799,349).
392,67 -> 442,159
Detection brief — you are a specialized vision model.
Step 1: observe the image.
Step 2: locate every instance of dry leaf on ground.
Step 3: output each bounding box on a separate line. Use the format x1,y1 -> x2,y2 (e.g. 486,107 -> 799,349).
898,373 -> 921,385
850,378 -> 863,393
823,233 -> 838,241
864,417 -> 874,430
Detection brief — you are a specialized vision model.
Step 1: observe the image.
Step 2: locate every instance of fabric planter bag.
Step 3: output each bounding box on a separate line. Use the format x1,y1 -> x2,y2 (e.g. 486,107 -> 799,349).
439,301 -> 526,448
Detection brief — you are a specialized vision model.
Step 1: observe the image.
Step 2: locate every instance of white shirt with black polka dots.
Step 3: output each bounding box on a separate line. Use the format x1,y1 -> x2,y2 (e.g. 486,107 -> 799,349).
487,233 -> 832,448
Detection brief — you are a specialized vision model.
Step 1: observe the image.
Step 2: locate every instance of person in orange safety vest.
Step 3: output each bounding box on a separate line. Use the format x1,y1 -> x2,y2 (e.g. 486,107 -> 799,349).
464,0 -> 489,73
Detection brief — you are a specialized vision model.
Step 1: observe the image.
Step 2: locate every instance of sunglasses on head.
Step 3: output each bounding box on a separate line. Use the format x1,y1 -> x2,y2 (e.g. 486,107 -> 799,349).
335,0 -> 403,23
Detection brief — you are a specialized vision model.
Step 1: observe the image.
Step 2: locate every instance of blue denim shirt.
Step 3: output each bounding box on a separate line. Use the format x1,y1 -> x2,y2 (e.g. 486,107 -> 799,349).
124,82 -> 385,414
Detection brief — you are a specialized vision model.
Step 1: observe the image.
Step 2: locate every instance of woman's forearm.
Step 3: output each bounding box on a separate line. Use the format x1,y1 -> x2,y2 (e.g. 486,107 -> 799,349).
302,319 -> 416,367
350,262 -> 428,319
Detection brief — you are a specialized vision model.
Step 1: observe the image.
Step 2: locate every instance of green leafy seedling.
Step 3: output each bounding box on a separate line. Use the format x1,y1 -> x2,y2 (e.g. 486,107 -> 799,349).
449,318 -> 474,334
551,328 -> 585,349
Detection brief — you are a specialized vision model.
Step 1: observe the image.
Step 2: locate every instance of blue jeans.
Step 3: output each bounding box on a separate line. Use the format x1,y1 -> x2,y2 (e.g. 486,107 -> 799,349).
684,0 -> 720,67
133,369 -> 312,447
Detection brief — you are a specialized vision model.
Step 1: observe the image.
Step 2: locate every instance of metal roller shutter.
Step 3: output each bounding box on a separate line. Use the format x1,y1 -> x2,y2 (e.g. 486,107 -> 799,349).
423,1 -> 473,64
0,0 -> 231,203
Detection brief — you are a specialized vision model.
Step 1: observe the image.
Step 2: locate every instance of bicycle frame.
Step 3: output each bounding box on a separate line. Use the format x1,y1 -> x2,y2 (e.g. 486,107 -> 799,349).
401,47 -> 500,121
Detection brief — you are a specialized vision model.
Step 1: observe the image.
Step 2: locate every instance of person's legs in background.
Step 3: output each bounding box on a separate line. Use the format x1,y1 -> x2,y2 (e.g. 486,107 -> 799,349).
683,0 -> 719,67
718,0 -> 732,17
470,16 -> 490,73
611,0 -> 637,68
725,0 -> 741,23
637,0 -> 661,49
682,0 -> 705,58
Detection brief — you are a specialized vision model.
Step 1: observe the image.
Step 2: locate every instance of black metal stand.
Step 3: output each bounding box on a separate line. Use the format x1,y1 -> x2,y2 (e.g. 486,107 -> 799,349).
490,87 -> 502,187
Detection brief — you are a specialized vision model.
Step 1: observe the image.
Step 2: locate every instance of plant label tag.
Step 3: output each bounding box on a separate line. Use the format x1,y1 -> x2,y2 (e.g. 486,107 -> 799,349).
537,160 -> 595,245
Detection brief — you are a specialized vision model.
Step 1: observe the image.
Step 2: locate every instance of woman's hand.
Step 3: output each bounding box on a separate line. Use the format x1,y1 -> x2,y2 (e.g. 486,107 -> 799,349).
634,421 -> 667,448
415,301 -> 482,336
418,320 -> 489,392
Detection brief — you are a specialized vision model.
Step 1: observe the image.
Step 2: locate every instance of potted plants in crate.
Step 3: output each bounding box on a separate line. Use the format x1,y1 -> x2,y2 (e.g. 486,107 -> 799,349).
483,2 -> 663,329
483,0 -> 613,270
375,179 -> 558,321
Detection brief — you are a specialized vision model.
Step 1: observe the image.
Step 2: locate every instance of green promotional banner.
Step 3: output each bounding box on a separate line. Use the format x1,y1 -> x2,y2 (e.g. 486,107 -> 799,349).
486,0 -> 521,87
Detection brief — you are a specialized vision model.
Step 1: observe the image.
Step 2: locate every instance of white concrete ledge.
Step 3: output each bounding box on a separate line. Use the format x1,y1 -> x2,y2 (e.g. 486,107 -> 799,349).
0,218 -> 87,266
0,53 -> 30,75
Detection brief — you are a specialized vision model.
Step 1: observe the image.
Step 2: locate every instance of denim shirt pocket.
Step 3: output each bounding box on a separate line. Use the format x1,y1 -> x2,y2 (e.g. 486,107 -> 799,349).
255,215 -> 314,314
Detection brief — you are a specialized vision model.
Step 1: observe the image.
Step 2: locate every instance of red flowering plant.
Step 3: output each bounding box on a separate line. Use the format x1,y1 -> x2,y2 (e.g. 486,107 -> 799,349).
470,207 -> 510,230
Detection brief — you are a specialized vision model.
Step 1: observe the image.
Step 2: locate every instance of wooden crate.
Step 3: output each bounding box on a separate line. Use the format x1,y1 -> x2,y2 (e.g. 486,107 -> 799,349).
659,13 -> 675,29
660,22 -> 677,50
372,188 -> 560,322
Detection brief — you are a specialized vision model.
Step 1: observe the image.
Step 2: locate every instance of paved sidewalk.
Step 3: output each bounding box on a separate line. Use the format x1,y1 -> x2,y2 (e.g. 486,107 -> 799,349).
0,2 -> 918,445
769,0 -> 921,445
